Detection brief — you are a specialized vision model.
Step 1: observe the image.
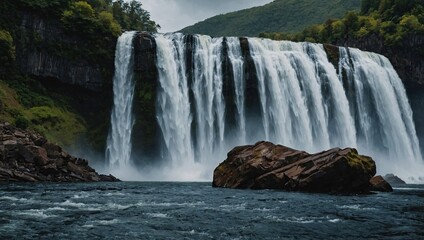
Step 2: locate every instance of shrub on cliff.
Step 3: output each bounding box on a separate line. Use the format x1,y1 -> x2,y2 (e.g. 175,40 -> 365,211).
61,1 -> 120,37
0,30 -> 15,76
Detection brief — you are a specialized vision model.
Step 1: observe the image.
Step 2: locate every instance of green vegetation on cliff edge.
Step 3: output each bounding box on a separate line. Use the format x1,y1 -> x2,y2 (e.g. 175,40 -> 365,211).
181,0 -> 361,37
260,0 -> 424,46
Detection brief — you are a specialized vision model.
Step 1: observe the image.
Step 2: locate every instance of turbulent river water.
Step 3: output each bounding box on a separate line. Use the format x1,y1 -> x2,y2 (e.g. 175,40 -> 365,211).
0,182 -> 423,239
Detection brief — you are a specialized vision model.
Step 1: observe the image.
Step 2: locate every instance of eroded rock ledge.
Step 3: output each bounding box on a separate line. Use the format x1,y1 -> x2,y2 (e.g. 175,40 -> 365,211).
0,123 -> 118,182
213,141 -> 388,194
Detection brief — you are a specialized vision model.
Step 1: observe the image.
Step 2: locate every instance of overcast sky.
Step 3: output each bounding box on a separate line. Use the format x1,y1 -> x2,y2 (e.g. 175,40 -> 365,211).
141,0 -> 274,33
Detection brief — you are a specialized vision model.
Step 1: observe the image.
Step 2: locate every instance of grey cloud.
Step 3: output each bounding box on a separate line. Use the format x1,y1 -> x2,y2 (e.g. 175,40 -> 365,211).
141,0 -> 273,32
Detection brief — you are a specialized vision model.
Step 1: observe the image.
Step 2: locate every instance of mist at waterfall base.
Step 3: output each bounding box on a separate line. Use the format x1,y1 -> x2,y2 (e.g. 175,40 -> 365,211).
105,32 -> 424,182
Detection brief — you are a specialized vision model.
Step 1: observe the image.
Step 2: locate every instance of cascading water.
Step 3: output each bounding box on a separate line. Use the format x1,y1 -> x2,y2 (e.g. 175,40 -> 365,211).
109,32 -> 423,181
191,36 -> 226,159
227,37 -> 247,144
105,31 -> 137,175
155,33 -> 196,178
339,47 -> 422,175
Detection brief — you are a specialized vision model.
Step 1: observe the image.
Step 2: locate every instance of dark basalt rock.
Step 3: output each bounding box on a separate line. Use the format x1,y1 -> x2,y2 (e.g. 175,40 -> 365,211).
213,141 -> 377,194
131,32 -> 163,164
0,123 -> 119,183
370,175 -> 393,192
16,12 -> 105,91
384,173 -> 406,185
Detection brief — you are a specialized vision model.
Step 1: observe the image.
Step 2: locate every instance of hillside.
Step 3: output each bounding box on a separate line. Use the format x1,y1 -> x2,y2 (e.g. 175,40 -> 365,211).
181,0 -> 361,37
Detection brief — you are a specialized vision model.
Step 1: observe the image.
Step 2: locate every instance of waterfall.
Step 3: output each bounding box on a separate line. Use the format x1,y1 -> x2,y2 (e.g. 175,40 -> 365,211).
110,32 -> 422,181
339,47 -> 422,174
227,37 -> 247,144
105,31 -> 136,172
155,33 -> 195,168
191,36 -> 226,159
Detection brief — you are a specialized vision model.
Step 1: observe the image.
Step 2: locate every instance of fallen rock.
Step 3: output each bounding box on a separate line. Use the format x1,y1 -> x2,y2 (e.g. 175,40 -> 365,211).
99,174 -> 120,182
213,141 -> 376,194
384,174 -> 406,185
370,175 -> 393,192
0,123 -> 119,183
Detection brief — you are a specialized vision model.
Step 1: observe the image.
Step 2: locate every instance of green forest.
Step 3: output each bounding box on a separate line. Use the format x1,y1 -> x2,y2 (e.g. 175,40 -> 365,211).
181,0 -> 361,37
260,0 -> 424,46
0,0 -> 158,148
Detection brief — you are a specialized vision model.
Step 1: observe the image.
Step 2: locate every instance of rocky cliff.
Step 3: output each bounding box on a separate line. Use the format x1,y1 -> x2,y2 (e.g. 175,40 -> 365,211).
15,12 -> 106,91
0,122 -> 118,182
6,10 -> 116,153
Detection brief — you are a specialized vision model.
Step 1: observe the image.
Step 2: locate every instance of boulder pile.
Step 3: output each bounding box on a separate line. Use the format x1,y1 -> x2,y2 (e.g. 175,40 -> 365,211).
0,123 -> 118,182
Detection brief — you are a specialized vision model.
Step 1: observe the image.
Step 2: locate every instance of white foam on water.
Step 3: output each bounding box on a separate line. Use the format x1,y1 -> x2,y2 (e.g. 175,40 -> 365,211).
59,200 -> 87,208
145,213 -> 169,218
17,209 -> 56,219
328,218 -> 342,223
72,192 -> 91,199
103,192 -> 126,196
337,204 -> 376,211
266,215 -> 341,224
83,219 -> 120,227
253,207 -> 279,212
96,219 -> 119,225
0,196 -> 28,202
105,203 -> 133,210
219,203 -> 247,211
45,207 -> 67,211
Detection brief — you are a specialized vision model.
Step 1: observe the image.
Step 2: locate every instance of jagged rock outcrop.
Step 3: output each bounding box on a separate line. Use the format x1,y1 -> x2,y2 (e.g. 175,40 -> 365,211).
15,12 -> 104,91
384,173 -> 406,185
0,123 -> 119,182
213,141 -> 377,193
370,175 -> 393,192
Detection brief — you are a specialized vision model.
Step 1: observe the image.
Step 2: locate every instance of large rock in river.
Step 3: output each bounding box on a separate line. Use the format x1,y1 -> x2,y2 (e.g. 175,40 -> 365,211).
213,141 -> 377,193
0,123 -> 119,182
370,175 -> 393,192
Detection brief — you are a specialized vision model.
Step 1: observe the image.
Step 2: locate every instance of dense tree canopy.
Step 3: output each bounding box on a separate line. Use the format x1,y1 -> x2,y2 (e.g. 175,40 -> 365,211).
12,0 -> 159,33
260,0 -> 424,46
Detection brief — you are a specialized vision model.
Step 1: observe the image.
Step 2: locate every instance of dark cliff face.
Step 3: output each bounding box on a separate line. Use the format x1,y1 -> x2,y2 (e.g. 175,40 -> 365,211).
15,12 -> 105,91
336,34 -> 424,89
9,11 -> 115,154
132,32 -> 162,164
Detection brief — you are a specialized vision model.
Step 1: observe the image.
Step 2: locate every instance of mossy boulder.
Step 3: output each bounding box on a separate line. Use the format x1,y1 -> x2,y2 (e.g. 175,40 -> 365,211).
213,141 -> 377,194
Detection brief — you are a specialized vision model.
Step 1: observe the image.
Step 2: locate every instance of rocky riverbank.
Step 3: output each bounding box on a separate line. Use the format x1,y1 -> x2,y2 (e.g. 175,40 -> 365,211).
213,141 -> 391,194
0,123 -> 118,182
